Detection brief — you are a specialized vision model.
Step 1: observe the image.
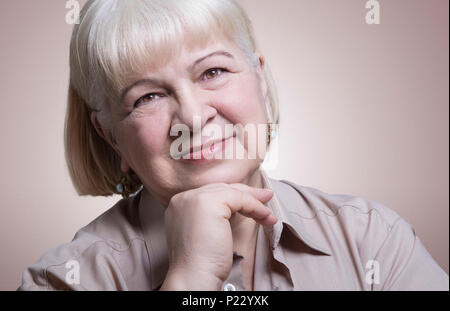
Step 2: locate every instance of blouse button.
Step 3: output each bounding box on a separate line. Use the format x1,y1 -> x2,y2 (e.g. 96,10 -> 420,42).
223,283 -> 236,291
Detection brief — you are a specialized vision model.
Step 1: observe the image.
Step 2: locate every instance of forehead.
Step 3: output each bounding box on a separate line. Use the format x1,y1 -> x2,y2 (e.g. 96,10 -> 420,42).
118,36 -> 248,94
146,37 -> 245,70
151,38 -> 243,70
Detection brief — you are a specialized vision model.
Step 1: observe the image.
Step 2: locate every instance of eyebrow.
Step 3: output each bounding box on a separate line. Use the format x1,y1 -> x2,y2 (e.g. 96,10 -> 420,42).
120,50 -> 234,102
188,50 -> 234,72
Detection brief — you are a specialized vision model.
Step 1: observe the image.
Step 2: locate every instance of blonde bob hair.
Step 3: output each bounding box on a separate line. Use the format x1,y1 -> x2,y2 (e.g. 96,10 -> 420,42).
65,0 -> 279,196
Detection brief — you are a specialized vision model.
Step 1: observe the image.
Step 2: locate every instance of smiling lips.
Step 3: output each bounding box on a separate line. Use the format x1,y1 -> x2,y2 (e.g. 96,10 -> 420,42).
180,137 -> 232,163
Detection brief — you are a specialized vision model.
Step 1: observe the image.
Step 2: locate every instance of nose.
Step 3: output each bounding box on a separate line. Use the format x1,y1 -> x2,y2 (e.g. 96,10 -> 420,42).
171,85 -> 217,131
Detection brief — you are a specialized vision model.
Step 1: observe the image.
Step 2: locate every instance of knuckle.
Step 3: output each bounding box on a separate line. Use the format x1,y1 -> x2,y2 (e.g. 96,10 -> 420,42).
215,182 -> 229,187
238,190 -> 249,208
168,191 -> 192,213
168,192 -> 183,207
230,183 -> 248,190
200,182 -> 227,190
194,192 -> 212,209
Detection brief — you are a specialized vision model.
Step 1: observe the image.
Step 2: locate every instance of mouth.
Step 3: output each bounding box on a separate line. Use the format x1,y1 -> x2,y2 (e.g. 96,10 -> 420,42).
179,135 -> 234,163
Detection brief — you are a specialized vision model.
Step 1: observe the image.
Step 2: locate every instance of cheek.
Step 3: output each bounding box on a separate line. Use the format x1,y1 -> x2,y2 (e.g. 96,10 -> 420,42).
117,114 -> 171,162
214,75 -> 268,157
216,75 -> 267,125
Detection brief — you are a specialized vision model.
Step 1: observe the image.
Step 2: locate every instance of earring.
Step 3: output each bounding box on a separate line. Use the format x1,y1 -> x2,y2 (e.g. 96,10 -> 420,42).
267,122 -> 277,145
116,175 -> 132,198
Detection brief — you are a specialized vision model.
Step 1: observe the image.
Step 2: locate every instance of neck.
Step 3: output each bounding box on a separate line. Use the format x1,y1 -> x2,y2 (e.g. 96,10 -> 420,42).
241,166 -> 264,189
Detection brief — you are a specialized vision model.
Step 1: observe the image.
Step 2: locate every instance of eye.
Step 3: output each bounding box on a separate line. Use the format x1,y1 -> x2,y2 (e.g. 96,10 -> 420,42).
202,68 -> 227,81
134,93 -> 163,108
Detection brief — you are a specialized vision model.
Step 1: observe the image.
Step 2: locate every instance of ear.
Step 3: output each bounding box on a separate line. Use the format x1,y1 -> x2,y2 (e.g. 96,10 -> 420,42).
253,51 -> 268,98
120,159 -> 131,174
90,111 -> 118,149
90,111 -> 132,174
90,111 -> 107,141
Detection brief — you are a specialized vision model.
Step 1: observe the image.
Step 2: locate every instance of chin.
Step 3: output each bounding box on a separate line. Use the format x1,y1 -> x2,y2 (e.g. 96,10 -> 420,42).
180,159 -> 260,189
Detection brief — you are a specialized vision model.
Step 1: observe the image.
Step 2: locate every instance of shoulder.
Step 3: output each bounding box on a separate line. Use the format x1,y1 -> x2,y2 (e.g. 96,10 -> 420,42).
270,177 -> 407,257
18,192 -> 150,291
79,191 -> 145,246
272,177 -> 401,228
270,178 -> 448,290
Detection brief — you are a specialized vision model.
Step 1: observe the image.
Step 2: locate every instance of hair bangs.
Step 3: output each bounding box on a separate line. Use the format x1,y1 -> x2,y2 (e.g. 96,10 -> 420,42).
88,0 -> 247,104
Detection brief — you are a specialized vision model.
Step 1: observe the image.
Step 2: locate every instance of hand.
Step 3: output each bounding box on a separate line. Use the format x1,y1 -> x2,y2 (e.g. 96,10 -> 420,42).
159,183 -> 277,290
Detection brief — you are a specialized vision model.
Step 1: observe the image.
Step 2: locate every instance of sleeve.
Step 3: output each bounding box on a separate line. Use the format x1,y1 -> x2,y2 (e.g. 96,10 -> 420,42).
17,262 -> 77,291
373,217 -> 449,291
16,238 -> 132,291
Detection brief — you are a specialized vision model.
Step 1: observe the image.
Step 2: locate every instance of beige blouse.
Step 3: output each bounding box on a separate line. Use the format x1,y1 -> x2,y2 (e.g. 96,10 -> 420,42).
18,170 -> 449,291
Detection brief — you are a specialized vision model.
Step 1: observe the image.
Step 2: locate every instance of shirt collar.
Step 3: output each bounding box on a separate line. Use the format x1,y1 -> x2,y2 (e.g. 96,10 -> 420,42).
260,170 -> 333,256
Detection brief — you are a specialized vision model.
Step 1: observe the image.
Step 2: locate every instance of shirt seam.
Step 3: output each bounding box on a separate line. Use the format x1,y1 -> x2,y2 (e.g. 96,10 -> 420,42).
43,236 -> 146,290
376,217 -> 417,291
135,191 -> 157,289
288,204 -> 394,232
278,180 -> 396,232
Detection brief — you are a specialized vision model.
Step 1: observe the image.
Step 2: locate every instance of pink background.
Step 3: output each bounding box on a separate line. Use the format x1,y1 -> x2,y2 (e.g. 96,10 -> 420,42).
0,0 -> 448,290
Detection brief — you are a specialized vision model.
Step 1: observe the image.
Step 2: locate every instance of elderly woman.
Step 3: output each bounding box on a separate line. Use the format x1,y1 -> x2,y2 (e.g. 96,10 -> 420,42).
18,0 -> 447,291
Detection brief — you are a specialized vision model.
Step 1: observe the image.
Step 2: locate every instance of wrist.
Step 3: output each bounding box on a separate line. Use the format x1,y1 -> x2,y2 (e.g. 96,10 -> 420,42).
160,267 -> 223,291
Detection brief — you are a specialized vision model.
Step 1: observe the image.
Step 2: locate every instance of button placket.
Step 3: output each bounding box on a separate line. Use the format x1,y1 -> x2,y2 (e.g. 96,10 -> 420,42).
223,283 -> 236,291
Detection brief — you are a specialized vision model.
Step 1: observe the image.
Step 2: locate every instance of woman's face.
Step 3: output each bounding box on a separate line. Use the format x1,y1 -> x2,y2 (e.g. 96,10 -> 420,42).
108,38 -> 269,204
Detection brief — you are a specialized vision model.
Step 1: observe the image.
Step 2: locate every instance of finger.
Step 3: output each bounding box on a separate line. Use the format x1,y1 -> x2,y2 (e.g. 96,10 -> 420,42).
228,183 -> 274,203
198,182 -> 274,203
257,213 -> 278,226
220,188 -> 277,226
